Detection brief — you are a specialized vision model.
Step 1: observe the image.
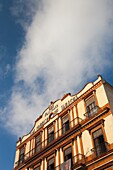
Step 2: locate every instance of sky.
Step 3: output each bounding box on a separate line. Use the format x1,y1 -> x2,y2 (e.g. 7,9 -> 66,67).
0,0 -> 113,170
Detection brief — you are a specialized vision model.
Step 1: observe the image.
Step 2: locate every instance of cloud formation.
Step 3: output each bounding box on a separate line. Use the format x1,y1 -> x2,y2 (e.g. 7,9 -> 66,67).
10,0 -> 41,30
3,0 -> 113,136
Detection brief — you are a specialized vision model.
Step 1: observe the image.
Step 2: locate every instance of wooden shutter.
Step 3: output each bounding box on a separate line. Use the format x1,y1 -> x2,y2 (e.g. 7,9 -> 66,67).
62,115 -> 69,124
93,129 -> 103,139
64,147 -> 72,156
85,96 -> 95,106
48,126 -> 54,134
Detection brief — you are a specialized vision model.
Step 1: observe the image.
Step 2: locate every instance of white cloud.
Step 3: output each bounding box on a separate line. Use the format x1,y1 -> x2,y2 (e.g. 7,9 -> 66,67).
3,0 -> 113,136
10,0 -> 41,30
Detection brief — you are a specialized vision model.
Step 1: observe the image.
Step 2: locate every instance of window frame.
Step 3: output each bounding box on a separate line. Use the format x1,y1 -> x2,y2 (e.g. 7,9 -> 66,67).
47,124 -> 54,144
47,154 -> 55,170
19,145 -> 25,165
63,144 -> 73,169
35,133 -> 42,153
84,93 -> 98,118
62,114 -> 70,134
90,124 -> 108,157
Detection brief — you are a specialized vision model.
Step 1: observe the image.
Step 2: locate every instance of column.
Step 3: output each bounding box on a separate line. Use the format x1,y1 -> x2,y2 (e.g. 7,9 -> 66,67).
77,136 -> 81,154
30,139 -> 34,156
60,148 -> 63,164
73,106 -> 78,126
74,137 -> 78,163
45,128 -> 47,147
72,139 -> 76,157
76,104 -> 79,124
42,130 -> 45,148
77,134 -> 84,161
69,109 -> 74,128
72,138 -> 75,165
55,149 -> 60,168
41,159 -> 44,170
79,134 -> 84,155
55,119 -> 58,139
59,117 -> 62,136
44,157 -> 47,170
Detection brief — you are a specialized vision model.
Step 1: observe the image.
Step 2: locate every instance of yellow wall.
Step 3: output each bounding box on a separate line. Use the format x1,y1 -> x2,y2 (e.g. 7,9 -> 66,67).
104,83 -> 113,113
104,114 -> 113,144
82,130 -> 92,156
77,100 -> 85,119
96,84 -> 108,107
14,149 -> 19,167
25,141 -> 30,155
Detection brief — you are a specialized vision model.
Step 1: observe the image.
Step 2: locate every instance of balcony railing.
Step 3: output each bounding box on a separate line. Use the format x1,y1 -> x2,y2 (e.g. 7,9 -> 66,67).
15,158 -> 24,167
16,154 -> 86,169
84,105 -> 99,118
73,154 -> 86,169
91,142 -> 109,158
55,154 -> 86,170
15,117 -> 83,167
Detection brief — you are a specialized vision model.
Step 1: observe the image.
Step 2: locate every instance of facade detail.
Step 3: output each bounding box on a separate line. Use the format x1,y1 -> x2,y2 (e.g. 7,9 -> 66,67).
14,75 -> 113,170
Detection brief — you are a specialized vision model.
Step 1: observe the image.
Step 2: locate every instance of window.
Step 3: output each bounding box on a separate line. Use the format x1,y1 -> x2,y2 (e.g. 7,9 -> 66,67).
64,147 -> 72,161
85,95 -> 98,118
60,159 -> 71,170
61,147 -> 72,170
35,135 -> 41,153
47,157 -> 54,170
19,146 -> 24,165
62,115 -> 70,134
92,128 -> 107,156
48,125 -> 54,144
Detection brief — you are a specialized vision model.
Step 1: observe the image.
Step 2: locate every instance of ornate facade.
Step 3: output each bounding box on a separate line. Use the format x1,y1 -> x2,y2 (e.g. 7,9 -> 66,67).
14,75 -> 113,170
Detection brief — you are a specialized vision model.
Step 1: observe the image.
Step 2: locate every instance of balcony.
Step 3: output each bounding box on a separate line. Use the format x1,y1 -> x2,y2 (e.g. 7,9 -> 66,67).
15,117 -> 83,168
84,106 -> 99,119
91,142 -> 110,158
55,155 -> 86,170
73,154 -> 86,169
15,157 -> 24,167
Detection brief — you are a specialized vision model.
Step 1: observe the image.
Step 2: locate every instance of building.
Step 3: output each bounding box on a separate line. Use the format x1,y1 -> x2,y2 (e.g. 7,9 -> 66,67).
14,75 -> 113,170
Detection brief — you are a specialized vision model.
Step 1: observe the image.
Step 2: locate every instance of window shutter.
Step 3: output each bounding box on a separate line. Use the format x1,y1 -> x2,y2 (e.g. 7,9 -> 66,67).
48,126 -> 54,133
64,147 -> 72,156
62,115 -> 69,124
20,147 -> 24,155
85,96 -> 95,106
35,135 -> 41,143
93,129 -> 103,139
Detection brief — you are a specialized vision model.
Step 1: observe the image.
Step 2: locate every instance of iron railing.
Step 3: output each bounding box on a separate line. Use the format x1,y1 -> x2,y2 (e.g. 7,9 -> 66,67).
73,153 -> 86,167
91,142 -> 109,158
55,154 -> 86,170
84,105 -> 99,118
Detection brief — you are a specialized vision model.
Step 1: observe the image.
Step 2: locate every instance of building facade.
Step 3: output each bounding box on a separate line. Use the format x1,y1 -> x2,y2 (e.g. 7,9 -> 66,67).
14,75 -> 113,170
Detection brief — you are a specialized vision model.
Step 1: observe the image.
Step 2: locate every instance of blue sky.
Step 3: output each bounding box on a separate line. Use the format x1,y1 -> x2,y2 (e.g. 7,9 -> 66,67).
0,0 -> 113,170
0,1 -> 24,169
